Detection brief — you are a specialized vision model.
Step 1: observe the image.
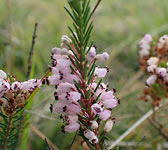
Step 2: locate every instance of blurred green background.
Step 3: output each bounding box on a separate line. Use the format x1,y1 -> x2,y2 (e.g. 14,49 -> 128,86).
1,0 -> 168,149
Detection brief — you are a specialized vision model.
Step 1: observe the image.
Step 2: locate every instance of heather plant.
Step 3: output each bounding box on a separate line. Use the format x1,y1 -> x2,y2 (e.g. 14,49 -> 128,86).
42,0 -> 119,149
138,34 -> 168,140
0,0 -> 120,149
0,69 -> 42,149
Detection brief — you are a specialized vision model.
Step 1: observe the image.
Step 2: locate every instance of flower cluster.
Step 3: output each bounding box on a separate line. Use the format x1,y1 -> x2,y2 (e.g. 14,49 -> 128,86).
138,34 -> 168,106
138,34 -> 152,70
45,35 -> 119,146
0,70 -> 41,115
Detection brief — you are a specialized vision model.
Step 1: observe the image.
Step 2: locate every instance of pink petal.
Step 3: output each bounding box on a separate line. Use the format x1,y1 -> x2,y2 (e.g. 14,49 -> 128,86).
94,67 -> 107,78
48,75 -> 60,86
146,75 -> 157,86
103,99 -> 117,108
51,67 -> 59,74
85,47 -> 96,61
64,74 -> 78,84
96,52 -> 109,61
100,110 -> 111,120
101,91 -> 114,101
57,82 -> 75,95
69,92 -> 81,102
11,81 -> 23,92
64,122 -> 80,133
67,104 -> 81,115
91,103 -> 103,114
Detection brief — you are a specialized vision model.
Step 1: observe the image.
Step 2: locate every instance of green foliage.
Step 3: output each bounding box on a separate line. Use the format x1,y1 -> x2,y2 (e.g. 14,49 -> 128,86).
65,0 -> 93,63
0,106 -> 25,150
19,88 -> 39,150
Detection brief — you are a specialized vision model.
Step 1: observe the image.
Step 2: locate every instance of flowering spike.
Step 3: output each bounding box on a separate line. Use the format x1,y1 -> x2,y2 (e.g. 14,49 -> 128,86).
45,0 -> 119,149
138,34 -> 168,106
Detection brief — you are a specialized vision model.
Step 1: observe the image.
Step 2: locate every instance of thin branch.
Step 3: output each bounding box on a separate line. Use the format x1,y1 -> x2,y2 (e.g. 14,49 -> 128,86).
152,106 -> 163,128
7,0 -> 14,73
137,106 -> 168,140
29,124 -> 58,150
27,23 -> 38,79
149,119 -> 168,140
40,69 -> 51,81
91,0 -> 102,17
108,104 -> 162,149
68,130 -> 78,150
45,138 -> 54,150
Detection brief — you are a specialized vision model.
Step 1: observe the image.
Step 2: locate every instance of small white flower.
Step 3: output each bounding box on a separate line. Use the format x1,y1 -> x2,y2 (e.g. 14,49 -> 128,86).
11,81 -> 23,92
157,35 -> 168,49
138,49 -> 150,58
91,103 -> 103,114
96,52 -> 109,61
156,67 -> 167,77
52,47 -> 70,55
94,67 -> 108,78
146,75 -> 157,86
138,34 -> 152,45
138,34 -> 152,58
85,47 -> 96,61
147,65 -> 157,73
61,35 -> 72,49
147,57 -> 159,66
0,70 -> 7,79
84,130 -> 95,139
90,121 -> 98,130
89,135 -> 98,144
104,119 -> 114,132
61,35 -> 72,44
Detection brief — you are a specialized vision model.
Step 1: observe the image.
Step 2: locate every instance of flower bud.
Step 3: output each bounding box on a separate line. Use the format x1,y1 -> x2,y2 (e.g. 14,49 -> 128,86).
104,119 -> 114,132
94,67 -> 107,78
147,57 -> 159,66
146,75 -> 157,86
0,98 -> 8,108
100,110 -> 111,120
61,35 -> 72,49
138,34 -> 152,58
91,103 -> 103,114
64,122 -> 80,133
0,79 -> 10,96
0,70 -> 7,79
89,135 -> 98,144
11,81 -> 23,92
52,47 -> 69,55
61,35 -> 72,44
147,65 -> 157,73
142,34 -> 152,43
157,35 -> 168,49
96,52 -> 109,61
156,67 -> 167,77
90,121 -> 98,130
139,49 -> 150,58
84,130 -> 95,139
85,47 -> 96,61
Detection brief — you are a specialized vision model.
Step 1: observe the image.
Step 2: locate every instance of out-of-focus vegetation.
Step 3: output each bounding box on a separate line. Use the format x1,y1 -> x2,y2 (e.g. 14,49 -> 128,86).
1,0 -> 168,149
